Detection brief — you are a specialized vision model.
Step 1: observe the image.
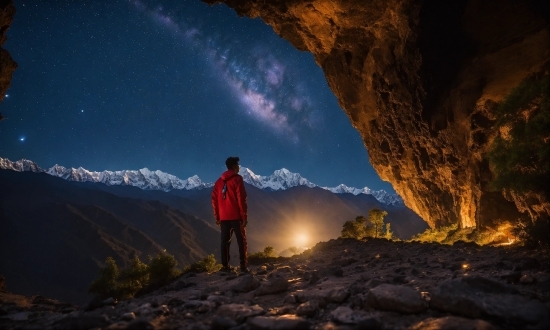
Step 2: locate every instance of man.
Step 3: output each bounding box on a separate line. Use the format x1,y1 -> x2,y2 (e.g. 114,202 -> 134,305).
211,156 -> 249,273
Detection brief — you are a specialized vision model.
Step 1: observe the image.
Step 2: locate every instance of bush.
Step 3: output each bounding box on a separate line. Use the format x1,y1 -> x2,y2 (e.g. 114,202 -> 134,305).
410,224 -> 459,243
89,250 -> 182,300
89,257 -> 120,298
148,250 -> 182,286
341,216 -> 367,239
249,246 -> 277,263
184,254 -> 222,274
117,255 -> 149,299
341,210 -> 393,240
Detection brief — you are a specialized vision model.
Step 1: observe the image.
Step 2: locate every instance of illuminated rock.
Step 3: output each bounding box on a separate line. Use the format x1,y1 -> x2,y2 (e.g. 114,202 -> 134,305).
203,0 -> 550,229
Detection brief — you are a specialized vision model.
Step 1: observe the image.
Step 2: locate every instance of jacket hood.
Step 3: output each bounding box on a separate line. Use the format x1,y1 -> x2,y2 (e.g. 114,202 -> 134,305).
221,170 -> 238,181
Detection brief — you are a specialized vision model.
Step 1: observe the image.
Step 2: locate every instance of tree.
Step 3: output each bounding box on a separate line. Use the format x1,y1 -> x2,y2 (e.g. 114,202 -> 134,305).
368,209 -> 388,238
89,257 -> 120,298
384,223 -> 394,240
341,216 -> 367,239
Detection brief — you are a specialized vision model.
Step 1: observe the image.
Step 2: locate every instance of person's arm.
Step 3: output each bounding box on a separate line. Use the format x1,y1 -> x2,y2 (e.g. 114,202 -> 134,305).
236,177 -> 248,226
211,182 -> 220,226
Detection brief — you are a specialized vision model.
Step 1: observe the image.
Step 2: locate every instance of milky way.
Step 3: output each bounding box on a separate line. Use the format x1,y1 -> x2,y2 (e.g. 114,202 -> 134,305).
0,0 -> 396,191
134,1 -> 320,142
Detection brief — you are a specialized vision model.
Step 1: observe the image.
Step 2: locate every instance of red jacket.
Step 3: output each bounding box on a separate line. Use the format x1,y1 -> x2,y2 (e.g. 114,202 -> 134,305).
212,170 -> 247,221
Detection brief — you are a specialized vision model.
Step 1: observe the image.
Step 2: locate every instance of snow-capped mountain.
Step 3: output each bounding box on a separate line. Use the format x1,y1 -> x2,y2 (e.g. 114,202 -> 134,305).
239,167 -> 316,191
0,157 -> 210,191
0,157 -> 403,205
0,157 -> 42,173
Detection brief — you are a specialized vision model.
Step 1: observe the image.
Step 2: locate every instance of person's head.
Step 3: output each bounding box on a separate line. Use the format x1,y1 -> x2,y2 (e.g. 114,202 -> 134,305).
225,156 -> 240,173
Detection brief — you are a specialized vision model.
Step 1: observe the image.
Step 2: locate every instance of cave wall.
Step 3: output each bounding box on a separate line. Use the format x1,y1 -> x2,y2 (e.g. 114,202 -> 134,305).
203,0 -> 550,229
0,0 -> 17,104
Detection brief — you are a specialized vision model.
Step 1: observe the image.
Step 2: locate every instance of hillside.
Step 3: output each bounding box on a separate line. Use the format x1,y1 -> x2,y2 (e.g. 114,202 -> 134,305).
1,238 -> 548,329
0,169 -> 427,305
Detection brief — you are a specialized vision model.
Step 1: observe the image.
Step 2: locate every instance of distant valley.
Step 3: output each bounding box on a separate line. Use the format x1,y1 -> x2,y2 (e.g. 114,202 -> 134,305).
0,160 -> 427,305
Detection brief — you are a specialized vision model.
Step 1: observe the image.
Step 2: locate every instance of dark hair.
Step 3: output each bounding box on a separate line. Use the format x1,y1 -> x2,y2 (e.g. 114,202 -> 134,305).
225,157 -> 240,169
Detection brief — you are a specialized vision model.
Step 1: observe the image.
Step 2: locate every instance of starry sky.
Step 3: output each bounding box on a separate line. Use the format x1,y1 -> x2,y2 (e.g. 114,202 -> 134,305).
0,0 -> 395,192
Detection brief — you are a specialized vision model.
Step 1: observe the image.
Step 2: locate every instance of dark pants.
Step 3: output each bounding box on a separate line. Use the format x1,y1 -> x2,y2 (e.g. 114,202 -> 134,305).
220,220 -> 248,268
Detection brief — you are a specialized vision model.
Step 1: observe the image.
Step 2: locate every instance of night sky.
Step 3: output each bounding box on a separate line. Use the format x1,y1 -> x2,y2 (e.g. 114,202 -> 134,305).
0,0 -> 395,192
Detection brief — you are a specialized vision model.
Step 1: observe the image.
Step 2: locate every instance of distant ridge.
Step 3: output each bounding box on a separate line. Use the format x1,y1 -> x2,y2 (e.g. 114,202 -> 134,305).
0,157 -> 403,205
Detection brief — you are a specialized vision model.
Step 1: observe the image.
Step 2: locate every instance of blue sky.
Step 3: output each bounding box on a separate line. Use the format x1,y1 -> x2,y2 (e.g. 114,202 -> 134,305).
0,0 -> 395,192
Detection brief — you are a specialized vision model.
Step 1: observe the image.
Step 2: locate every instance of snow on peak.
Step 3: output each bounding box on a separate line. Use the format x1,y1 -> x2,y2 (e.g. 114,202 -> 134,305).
0,157 -> 43,173
0,156 -> 403,205
239,166 -> 316,190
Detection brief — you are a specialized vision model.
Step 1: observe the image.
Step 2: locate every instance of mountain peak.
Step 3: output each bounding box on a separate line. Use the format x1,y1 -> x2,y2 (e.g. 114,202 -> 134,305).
0,157 -> 403,205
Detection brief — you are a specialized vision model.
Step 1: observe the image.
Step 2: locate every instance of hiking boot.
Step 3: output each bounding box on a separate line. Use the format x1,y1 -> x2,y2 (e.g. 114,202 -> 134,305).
219,266 -> 232,274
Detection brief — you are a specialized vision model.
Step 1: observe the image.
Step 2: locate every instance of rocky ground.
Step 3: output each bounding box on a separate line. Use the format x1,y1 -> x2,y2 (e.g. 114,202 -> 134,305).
1,238 -> 549,329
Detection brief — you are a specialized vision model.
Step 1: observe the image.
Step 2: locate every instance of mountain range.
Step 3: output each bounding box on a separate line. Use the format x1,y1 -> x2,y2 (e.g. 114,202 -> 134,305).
0,157 -> 427,305
0,157 -> 403,205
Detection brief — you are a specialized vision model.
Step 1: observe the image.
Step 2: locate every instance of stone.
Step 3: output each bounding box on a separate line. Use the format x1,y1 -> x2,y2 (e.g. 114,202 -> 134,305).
207,294 -> 232,306
520,274 -> 535,283
247,315 -> 311,330
126,318 -> 154,330
309,272 -> 321,285
430,277 -> 548,325
327,288 -> 349,303
32,295 -> 55,305
5,312 -> 30,321
231,274 -> 260,292
121,312 -> 136,321
283,294 -> 296,304
296,300 -> 318,317
255,277 -> 289,296
216,304 -> 264,323
366,284 -> 427,313
409,316 -> 497,330
329,306 -> 370,324
54,313 -> 109,330
356,317 -> 384,330
211,315 -> 238,329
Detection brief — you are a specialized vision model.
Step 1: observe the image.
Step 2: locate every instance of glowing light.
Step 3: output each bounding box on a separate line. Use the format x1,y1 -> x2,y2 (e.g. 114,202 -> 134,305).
295,233 -> 308,246
19,136 -> 26,142
462,264 -> 469,269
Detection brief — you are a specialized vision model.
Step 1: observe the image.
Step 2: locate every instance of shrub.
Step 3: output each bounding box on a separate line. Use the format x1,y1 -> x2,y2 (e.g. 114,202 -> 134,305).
340,216 -> 367,239
410,224 -> 459,243
117,255 -> 149,299
89,250 -> 183,300
184,254 -> 222,274
148,250 -> 182,286
89,257 -> 120,298
249,246 -> 277,263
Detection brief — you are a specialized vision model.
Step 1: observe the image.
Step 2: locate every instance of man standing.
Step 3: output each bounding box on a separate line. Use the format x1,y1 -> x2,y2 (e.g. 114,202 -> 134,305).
211,156 -> 249,273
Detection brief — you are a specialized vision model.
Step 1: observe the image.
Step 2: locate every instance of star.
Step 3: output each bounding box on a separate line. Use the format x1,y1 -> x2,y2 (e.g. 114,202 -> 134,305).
20,137 -> 26,142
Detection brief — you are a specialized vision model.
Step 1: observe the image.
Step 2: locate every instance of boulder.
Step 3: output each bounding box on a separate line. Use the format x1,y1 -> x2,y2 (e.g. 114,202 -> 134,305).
430,276 -> 548,325
366,284 -> 427,313
255,277 -> 289,296
231,274 -> 260,293
296,300 -> 318,317
329,306 -> 370,324
247,315 -> 311,330
409,316 -> 497,330
216,304 -> 264,323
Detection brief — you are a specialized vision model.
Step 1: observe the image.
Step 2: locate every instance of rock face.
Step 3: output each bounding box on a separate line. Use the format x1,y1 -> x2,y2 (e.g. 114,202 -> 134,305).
0,0 -> 17,104
202,0 -> 550,229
